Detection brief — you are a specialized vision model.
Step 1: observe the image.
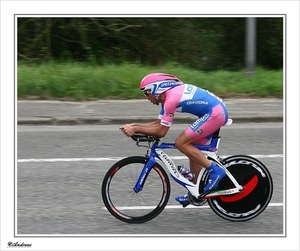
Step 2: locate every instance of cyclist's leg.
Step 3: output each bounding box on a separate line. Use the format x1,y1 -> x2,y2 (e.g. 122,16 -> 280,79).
189,159 -> 204,184
176,104 -> 227,191
176,105 -> 225,169
176,132 -> 211,181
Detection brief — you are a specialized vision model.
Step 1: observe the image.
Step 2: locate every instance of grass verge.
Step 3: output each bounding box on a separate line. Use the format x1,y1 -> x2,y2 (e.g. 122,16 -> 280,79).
17,62 -> 283,100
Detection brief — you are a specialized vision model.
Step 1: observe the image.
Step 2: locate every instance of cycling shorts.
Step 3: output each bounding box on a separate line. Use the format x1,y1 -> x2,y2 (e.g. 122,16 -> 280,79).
185,104 -> 228,145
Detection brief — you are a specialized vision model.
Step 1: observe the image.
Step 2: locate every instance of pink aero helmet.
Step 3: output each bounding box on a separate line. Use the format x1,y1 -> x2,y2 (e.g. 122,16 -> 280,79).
139,73 -> 183,95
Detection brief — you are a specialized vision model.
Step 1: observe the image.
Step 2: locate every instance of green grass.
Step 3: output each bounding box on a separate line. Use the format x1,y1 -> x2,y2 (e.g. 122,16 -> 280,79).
17,62 -> 283,100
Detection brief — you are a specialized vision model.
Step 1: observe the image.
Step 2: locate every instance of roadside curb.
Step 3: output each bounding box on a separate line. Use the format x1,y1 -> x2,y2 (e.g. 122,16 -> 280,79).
17,116 -> 283,126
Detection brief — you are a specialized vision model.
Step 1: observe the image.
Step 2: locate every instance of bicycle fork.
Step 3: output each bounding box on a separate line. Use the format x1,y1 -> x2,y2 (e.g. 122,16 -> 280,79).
133,155 -> 158,193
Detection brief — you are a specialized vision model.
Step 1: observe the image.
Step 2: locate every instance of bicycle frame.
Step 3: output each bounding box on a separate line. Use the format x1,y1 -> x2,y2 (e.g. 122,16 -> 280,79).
133,132 -> 244,200
103,119 -> 273,223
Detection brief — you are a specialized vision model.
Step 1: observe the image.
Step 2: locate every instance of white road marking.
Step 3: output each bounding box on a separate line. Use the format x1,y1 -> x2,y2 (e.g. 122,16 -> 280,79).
17,154 -> 283,163
16,154 -> 283,212
102,203 -> 283,210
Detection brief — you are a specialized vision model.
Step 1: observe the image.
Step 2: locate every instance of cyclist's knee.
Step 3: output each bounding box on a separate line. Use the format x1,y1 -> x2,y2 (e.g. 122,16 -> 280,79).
175,137 -> 182,150
175,132 -> 192,150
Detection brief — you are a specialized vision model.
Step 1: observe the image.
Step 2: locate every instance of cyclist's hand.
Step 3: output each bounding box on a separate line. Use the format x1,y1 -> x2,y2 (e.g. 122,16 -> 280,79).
120,124 -> 135,137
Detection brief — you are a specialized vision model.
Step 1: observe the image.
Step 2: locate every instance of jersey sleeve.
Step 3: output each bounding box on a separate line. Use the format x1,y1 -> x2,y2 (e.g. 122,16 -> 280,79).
158,104 -> 164,120
159,100 -> 178,127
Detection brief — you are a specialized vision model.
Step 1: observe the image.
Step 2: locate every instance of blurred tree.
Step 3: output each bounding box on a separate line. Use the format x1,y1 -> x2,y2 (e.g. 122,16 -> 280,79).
256,18 -> 283,69
17,17 -> 283,70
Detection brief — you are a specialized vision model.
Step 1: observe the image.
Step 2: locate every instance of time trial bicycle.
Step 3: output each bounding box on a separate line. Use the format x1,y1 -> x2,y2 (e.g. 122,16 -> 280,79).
101,119 -> 273,223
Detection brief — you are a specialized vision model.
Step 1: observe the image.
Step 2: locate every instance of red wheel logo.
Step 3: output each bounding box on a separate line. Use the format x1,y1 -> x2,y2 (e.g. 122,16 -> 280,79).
220,175 -> 258,202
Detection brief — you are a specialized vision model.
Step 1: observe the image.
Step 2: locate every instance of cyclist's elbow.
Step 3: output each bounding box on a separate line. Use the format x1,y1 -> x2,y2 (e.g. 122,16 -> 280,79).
156,132 -> 167,138
157,125 -> 169,137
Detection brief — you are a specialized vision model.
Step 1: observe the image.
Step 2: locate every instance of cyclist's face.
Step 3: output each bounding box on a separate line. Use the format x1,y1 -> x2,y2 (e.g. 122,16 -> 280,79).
145,93 -> 157,105
145,93 -> 165,105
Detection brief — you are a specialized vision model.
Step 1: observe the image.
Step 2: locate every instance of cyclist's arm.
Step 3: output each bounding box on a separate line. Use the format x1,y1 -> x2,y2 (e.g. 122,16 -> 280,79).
131,99 -> 177,137
121,119 -> 169,138
131,119 -> 161,128
132,119 -> 170,137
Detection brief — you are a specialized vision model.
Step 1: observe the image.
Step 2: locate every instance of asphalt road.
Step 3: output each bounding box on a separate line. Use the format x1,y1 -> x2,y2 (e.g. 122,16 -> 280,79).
16,122 -> 284,237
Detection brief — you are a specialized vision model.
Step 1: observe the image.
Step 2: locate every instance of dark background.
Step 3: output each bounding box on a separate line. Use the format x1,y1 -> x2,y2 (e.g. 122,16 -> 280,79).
17,17 -> 283,71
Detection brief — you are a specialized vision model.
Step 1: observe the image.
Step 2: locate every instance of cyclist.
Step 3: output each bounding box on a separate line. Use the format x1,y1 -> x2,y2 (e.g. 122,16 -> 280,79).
120,72 -> 228,207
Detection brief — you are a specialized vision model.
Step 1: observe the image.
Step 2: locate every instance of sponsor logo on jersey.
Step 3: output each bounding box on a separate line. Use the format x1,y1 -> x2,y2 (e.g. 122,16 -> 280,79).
190,114 -> 210,129
187,100 -> 208,105
196,129 -> 203,135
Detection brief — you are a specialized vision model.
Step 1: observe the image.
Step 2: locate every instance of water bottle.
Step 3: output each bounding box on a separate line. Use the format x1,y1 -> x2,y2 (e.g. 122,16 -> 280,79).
177,165 -> 194,181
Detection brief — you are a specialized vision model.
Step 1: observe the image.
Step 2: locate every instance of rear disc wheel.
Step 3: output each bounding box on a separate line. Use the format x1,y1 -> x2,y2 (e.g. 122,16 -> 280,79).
207,155 -> 273,222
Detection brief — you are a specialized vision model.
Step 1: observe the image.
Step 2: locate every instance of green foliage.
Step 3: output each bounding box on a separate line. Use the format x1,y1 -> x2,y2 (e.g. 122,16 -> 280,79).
17,62 -> 283,100
17,17 -> 283,71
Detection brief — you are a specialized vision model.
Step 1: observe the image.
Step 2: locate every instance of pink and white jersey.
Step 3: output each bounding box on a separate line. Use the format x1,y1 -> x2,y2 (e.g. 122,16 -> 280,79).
158,84 -> 228,127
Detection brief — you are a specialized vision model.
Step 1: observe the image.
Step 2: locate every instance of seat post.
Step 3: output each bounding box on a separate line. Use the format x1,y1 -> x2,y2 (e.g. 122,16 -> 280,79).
212,129 -> 220,139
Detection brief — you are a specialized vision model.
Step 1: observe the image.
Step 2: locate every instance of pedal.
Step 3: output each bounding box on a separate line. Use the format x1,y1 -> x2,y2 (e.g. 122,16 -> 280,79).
190,198 -> 207,206
189,193 -> 207,206
182,201 -> 190,208
198,191 -> 210,201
